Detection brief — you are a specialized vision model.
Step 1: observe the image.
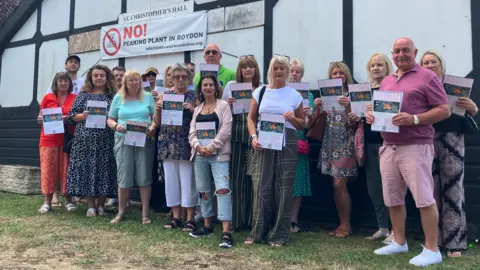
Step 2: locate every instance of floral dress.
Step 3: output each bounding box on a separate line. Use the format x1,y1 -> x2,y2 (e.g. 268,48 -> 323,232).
66,92 -> 117,197
157,90 -> 197,161
294,93 -> 314,197
318,99 -> 357,178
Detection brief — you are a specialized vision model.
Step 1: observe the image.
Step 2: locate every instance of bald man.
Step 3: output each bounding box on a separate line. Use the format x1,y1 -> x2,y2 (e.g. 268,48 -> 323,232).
193,44 -> 236,89
366,37 -> 450,267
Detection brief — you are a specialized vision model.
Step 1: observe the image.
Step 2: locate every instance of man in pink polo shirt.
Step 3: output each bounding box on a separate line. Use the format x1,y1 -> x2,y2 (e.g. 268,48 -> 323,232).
366,37 -> 451,267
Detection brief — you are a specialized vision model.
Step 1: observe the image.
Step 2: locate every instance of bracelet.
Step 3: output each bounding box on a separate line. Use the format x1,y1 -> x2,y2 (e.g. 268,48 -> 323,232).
114,123 -> 118,131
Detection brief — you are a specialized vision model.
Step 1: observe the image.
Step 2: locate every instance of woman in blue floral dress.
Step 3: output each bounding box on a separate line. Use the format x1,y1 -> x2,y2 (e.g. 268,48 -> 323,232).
315,61 -> 357,238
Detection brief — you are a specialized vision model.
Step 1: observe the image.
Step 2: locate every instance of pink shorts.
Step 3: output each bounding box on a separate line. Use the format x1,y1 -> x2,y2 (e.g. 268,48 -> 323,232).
379,144 -> 435,208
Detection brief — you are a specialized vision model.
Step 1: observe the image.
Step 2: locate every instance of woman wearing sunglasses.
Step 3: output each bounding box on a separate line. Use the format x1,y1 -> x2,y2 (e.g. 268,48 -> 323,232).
221,54 -> 263,232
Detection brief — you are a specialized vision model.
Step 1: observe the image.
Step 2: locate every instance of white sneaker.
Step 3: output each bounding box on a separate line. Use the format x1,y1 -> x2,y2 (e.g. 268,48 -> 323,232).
409,246 -> 442,267
374,241 -> 409,255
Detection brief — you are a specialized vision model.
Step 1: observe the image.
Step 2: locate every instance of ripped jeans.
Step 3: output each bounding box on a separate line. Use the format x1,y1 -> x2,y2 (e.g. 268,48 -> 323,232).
194,156 -> 232,221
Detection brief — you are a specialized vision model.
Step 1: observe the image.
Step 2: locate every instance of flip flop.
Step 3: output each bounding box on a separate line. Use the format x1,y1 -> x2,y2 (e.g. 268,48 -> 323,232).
142,216 -> 152,225
39,204 -> 51,214
111,213 -> 124,224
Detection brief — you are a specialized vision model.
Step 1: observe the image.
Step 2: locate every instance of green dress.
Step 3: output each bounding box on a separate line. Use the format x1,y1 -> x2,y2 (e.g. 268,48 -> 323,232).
294,93 -> 314,197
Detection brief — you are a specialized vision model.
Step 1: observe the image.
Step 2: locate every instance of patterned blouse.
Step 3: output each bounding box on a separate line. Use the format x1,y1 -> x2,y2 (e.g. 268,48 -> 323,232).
158,90 -> 197,160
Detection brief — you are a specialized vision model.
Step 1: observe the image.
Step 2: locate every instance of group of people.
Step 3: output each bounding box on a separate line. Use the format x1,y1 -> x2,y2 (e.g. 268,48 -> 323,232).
36,37 -> 478,266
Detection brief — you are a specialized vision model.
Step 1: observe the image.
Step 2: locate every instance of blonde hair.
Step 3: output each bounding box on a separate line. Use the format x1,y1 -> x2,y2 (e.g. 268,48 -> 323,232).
328,62 -> 353,85
267,55 -> 290,85
366,53 -> 393,83
163,65 -> 173,88
119,70 -> 145,103
419,50 -> 446,76
290,58 -> 305,77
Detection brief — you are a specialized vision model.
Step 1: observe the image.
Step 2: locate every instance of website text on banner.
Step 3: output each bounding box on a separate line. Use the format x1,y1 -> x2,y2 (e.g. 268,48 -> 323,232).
118,0 -> 194,24
100,11 -> 207,60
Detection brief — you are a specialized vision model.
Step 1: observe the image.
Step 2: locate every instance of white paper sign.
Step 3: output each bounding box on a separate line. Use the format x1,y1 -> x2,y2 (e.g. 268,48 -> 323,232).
86,100 -> 107,129
118,0 -> 194,24
124,121 -> 147,147
318,79 -> 344,111
289,82 -> 310,107
230,82 -> 253,114
371,91 -> 403,133
348,83 -> 373,117
101,11 -> 207,59
258,113 -> 285,151
196,121 -> 217,155
161,94 -> 184,126
42,107 -> 64,135
443,74 -> 474,116
142,81 -> 152,93
199,64 -> 219,78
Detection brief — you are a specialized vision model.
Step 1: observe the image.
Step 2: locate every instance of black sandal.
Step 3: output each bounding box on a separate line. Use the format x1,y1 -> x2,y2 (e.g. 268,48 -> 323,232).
290,221 -> 302,233
182,220 -> 196,232
164,218 -> 181,229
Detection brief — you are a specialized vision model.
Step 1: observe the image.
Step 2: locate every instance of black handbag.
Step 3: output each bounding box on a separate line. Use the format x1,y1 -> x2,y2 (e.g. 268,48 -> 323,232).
433,114 -> 478,134
463,114 -> 479,134
63,124 -> 74,154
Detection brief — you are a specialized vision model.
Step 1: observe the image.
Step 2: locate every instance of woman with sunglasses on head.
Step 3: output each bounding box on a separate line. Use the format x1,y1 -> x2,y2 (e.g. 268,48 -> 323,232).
188,74 -> 234,248
38,72 -> 77,214
420,50 -> 478,258
363,53 -> 394,243
246,55 -> 304,247
288,59 -> 314,233
154,63 -> 198,232
67,64 -> 117,217
315,61 -> 357,238
221,54 -> 263,232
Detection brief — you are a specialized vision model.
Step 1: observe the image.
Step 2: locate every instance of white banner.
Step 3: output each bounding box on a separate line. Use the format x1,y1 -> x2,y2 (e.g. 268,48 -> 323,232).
118,0 -> 194,24
101,11 -> 207,59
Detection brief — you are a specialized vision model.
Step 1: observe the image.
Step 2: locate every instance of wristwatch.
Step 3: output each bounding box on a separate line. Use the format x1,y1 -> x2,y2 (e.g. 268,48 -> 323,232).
413,115 -> 419,125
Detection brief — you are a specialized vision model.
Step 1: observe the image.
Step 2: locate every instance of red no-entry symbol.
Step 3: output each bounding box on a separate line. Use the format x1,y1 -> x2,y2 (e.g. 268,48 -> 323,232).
103,28 -> 122,57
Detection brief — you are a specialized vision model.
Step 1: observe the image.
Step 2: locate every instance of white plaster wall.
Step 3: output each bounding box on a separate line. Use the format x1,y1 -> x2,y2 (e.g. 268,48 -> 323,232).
76,51 -> 119,79
36,39 -> 69,103
353,0 -> 472,82
191,26 -> 264,80
0,45 -> 35,107
74,0 -> 121,29
11,10 -> 37,42
127,0 -> 184,13
41,0 -> 70,36
124,52 -> 184,77
273,0 -> 343,88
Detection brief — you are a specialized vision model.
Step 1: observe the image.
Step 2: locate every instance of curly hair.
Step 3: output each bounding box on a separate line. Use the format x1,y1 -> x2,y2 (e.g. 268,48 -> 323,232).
196,74 -> 222,103
81,64 -> 116,96
51,72 -> 73,95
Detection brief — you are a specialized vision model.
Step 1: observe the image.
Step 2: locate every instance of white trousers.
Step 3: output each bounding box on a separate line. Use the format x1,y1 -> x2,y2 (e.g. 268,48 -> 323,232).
163,159 -> 197,207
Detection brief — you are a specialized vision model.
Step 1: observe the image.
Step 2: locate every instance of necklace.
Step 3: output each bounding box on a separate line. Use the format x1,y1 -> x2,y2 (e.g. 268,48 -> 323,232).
205,101 -> 215,113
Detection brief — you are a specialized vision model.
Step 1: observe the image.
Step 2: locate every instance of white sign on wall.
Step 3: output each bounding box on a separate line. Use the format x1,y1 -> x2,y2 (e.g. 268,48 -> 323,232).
101,11 -> 207,60
118,0 -> 194,24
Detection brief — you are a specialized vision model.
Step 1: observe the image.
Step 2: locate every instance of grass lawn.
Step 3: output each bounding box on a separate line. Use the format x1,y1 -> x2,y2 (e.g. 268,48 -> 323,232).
0,192 -> 478,269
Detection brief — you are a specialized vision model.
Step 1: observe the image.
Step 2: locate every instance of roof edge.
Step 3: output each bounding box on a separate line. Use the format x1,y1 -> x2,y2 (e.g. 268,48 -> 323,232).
0,0 -> 42,53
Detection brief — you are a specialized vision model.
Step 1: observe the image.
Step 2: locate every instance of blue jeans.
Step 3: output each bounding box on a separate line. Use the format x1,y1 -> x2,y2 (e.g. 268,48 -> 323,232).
194,156 -> 232,221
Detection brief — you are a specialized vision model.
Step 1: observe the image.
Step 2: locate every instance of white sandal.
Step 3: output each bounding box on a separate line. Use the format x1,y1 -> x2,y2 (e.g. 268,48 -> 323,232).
39,204 -> 51,214
66,203 -> 77,212
97,206 -> 106,216
86,208 -> 97,217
